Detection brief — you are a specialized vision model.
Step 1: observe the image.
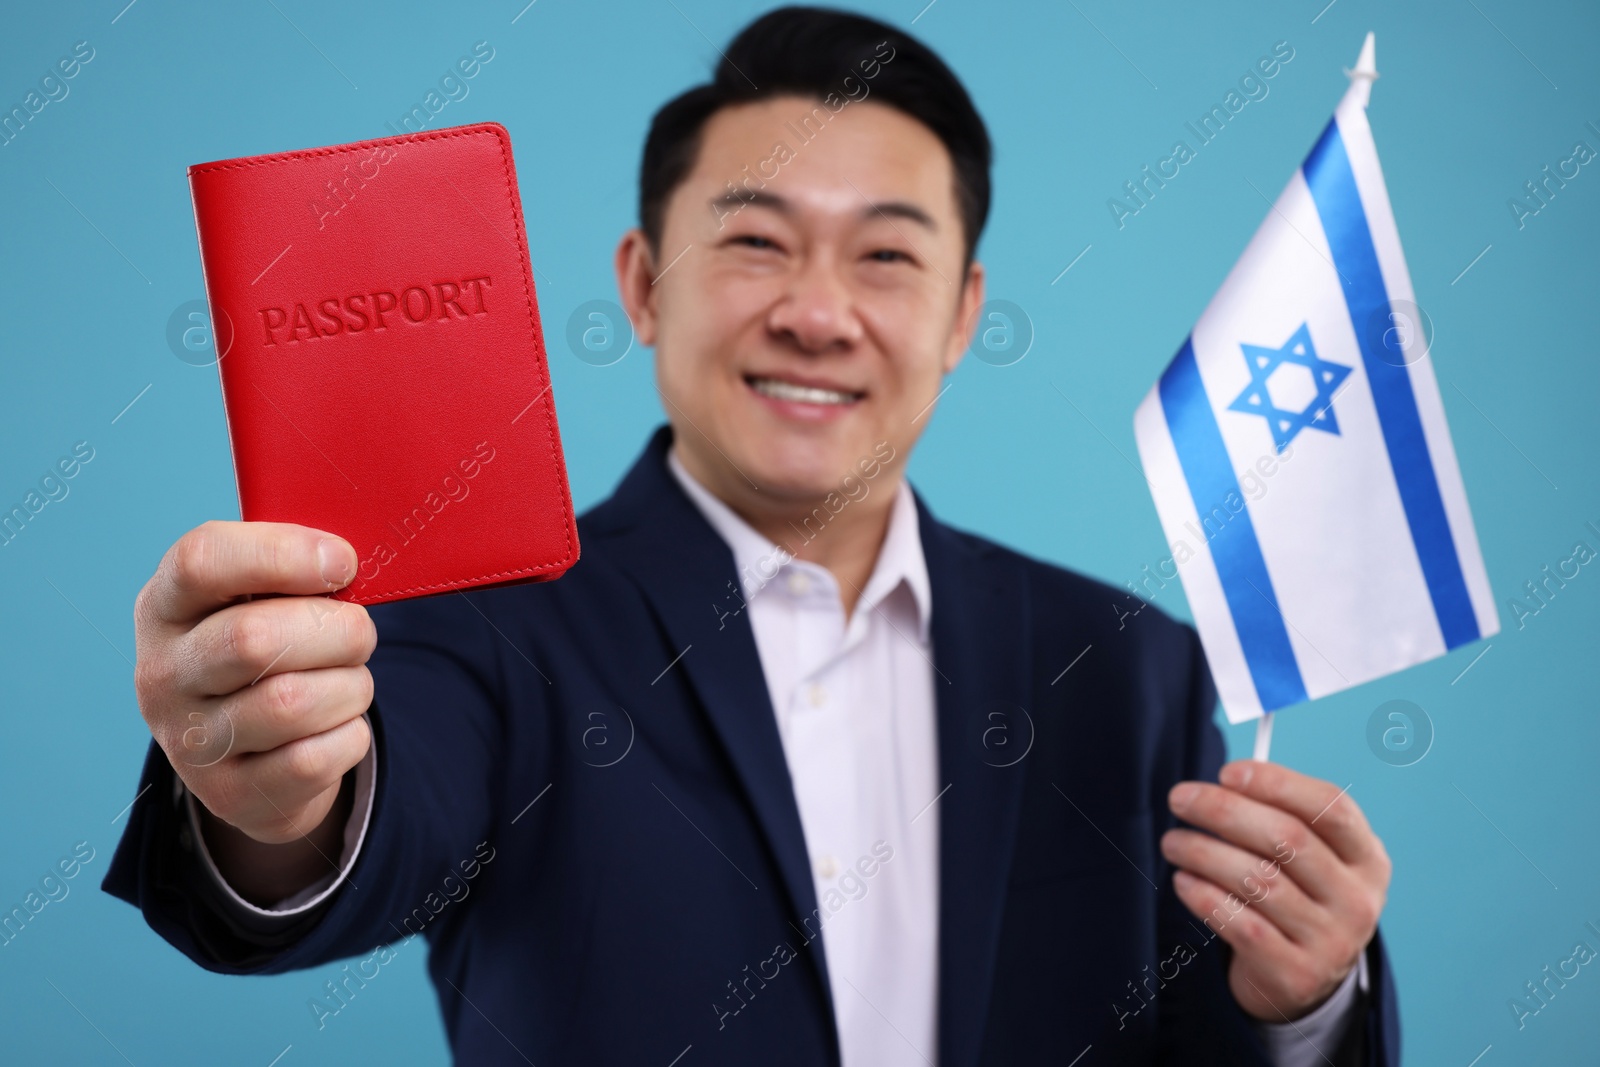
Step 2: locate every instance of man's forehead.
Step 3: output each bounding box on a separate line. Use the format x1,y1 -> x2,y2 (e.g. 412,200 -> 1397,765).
685,97 -> 957,228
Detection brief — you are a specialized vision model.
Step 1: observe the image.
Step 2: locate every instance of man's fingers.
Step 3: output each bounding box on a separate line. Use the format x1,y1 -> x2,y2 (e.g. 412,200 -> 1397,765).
1167,781 -> 1356,908
1160,828 -> 1321,945
212,715 -> 371,840
176,595 -> 376,697
183,666 -> 373,759
249,714 -> 371,821
1218,760 -> 1379,869
142,520 -> 357,627
1171,868 -> 1297,967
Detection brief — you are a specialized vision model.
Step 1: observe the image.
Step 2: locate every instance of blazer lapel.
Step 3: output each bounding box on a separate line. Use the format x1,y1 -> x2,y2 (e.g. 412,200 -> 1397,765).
916,491 -> 1034,1067
591,426 -> 839,1036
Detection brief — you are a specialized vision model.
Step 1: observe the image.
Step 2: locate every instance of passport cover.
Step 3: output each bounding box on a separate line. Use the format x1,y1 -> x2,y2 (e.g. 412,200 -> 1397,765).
189,121 -> 579,605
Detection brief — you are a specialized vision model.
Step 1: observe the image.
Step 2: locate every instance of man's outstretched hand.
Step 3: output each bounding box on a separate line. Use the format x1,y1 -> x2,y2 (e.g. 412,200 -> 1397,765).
1161,760 -> 1391,1023
132,520 -> 377,905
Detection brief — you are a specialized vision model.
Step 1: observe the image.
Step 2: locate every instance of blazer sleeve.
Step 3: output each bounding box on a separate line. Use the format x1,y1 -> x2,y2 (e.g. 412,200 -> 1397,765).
1149,622 -> 1401,1067
99,592 -> 510,974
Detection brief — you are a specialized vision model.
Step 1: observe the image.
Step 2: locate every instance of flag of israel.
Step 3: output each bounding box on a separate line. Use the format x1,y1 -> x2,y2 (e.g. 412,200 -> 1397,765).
1134,35 -> 1498,725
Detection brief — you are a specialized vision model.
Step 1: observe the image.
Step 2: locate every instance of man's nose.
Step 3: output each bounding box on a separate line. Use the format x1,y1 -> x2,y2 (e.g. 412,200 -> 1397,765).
766,253 -> 865,354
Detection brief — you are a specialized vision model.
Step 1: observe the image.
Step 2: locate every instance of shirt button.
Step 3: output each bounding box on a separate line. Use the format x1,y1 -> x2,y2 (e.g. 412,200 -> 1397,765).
787,571 -> 811,596
816,855 -> 839,879
807,683 -> 828,707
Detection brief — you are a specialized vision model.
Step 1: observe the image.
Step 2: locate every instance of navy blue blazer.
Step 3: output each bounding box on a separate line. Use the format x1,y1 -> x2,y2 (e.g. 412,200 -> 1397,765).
104,423 -> 1400,1065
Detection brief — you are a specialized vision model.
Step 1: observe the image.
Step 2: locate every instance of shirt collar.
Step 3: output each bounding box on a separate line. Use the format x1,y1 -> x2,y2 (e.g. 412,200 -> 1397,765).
666,443 -> 932,643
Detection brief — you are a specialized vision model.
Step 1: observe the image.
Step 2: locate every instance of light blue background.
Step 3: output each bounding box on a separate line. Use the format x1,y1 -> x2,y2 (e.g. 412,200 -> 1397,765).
2,0 -> 1595,1062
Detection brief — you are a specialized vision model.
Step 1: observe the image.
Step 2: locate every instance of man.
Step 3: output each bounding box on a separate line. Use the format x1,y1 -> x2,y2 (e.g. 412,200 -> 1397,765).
105,7 -> 1398,1065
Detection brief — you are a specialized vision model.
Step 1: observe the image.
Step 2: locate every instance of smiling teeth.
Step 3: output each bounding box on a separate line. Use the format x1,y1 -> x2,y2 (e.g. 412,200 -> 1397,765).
750,377 -> 858,405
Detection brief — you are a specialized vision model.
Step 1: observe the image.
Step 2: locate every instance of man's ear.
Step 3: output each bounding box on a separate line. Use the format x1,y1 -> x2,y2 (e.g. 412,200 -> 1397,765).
614,228 -> 659,345
942,259 -> 986,375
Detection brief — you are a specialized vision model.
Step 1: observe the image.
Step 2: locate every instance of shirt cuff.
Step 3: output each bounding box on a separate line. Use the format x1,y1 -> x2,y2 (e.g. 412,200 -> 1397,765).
182,714 -> 376,922
1252,948 -> 1369,1067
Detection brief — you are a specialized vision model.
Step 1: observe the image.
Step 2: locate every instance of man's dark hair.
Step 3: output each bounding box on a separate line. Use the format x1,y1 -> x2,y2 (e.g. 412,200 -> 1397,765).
639,5 -> 992,274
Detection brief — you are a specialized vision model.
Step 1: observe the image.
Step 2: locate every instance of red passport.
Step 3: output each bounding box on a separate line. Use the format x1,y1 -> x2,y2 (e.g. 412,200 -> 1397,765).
189,121 -> 579,605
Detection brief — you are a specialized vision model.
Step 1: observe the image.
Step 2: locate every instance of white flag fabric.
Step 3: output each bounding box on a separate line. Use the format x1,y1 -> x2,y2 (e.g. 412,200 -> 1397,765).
1133,45 -> 1498,724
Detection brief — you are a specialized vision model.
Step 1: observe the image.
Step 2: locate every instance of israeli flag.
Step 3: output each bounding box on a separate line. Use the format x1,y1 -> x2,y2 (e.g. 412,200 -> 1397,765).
1133,35 -> 1498,724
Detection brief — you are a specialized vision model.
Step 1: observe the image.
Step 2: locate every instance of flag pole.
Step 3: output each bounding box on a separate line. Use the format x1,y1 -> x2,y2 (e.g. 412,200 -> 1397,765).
1253,712 -> 1275,761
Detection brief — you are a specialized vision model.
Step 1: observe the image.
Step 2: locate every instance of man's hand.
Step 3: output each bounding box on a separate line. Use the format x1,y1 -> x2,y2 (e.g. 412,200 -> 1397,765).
1161,760 -> 1391,1023
132,521 -> 377,901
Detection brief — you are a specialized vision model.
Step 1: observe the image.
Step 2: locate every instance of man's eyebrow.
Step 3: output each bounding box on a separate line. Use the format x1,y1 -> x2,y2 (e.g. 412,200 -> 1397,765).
709,190 -> 791,216
862,199 -> 938,232
708,190 -> 938,232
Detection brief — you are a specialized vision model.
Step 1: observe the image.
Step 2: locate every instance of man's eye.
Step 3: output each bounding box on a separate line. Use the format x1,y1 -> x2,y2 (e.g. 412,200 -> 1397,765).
867,249 -> 911,263
732,235 -> 778,250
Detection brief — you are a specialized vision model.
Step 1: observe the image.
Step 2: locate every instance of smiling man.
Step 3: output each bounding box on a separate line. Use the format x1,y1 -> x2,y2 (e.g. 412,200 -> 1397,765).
105,7 -> 1398,1065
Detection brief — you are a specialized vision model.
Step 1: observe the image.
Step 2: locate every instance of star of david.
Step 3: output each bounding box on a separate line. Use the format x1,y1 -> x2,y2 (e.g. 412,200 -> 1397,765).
1227,323 -> 1352,453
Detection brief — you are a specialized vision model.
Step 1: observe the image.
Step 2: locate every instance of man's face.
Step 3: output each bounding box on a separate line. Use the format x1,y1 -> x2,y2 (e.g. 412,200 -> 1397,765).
617,94 -> 984,506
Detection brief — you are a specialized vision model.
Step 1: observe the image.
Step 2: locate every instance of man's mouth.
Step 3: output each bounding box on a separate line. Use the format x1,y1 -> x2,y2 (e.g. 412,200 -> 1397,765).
744,375 -> 865,407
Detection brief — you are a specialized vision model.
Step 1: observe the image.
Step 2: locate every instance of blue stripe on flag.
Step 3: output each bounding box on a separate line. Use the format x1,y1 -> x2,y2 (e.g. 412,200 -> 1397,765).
1303,119 -> 1481,649
1160,337 -> 1309,711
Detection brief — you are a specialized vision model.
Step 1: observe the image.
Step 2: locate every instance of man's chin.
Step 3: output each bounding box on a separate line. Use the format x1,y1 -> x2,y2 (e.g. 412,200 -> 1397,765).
737,439 -> 873,495
747,466 -> 847,501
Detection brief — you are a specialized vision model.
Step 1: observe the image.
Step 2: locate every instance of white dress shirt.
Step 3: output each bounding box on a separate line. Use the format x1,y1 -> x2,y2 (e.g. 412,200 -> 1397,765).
668,446 -> 944,1066
188,443 -> 1362,1065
